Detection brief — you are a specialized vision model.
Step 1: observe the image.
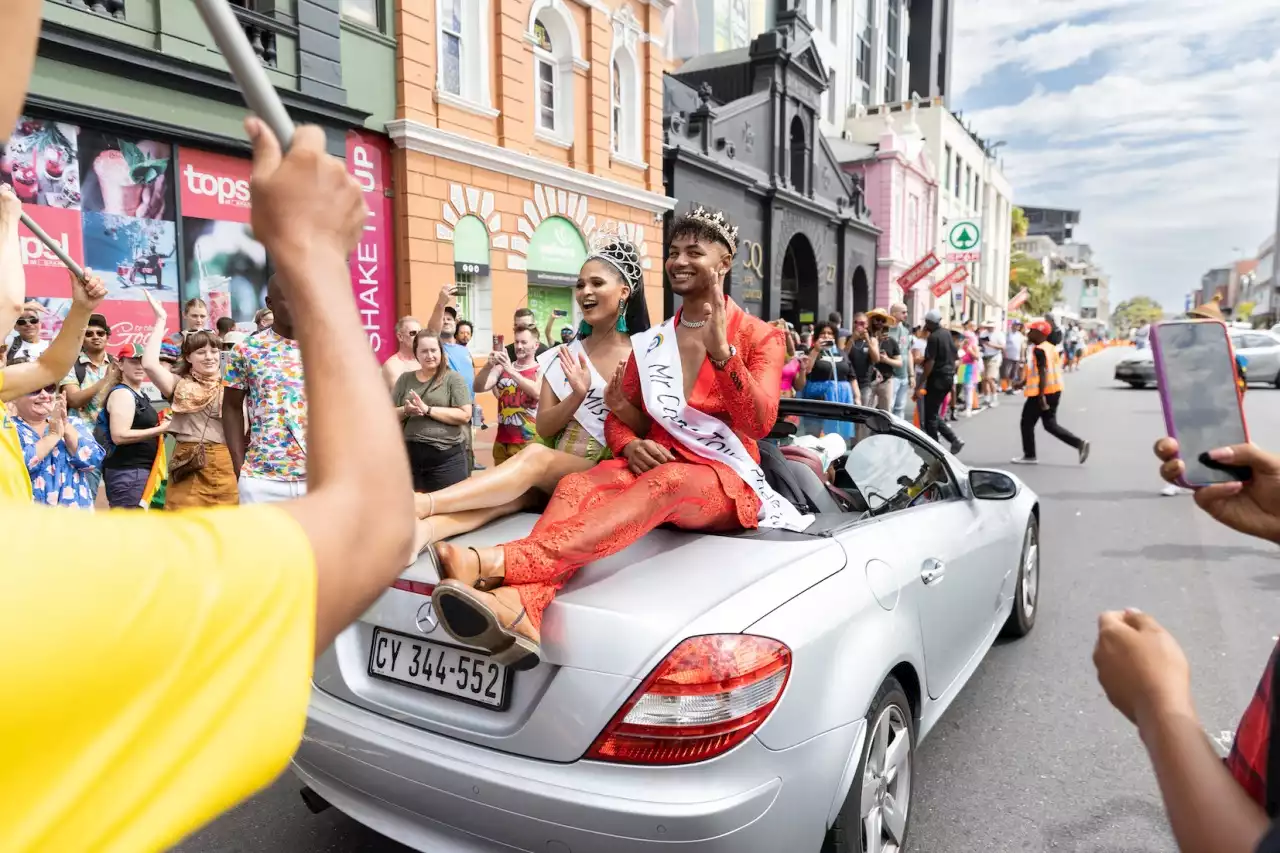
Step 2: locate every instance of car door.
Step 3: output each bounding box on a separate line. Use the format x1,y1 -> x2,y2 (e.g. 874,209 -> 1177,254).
837,433 -> 1006,699
1237,334 -> 1280,383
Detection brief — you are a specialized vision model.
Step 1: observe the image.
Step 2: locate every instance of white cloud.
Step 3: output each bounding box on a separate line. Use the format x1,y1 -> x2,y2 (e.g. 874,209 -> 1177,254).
953,0 -> 1280,310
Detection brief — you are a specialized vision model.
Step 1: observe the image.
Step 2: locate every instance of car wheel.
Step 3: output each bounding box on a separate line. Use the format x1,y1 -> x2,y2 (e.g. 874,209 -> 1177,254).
822,678 -> 915,853
1126,381 -> 1146,389
1000,515 -> 1039,638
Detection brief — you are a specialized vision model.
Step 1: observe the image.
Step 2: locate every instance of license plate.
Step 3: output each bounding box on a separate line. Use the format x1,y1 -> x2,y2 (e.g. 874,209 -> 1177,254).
368,627 -> 511,710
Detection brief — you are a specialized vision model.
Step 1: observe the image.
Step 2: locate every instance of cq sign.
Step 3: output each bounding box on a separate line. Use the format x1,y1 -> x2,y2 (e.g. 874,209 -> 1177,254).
740,240 -> 764,277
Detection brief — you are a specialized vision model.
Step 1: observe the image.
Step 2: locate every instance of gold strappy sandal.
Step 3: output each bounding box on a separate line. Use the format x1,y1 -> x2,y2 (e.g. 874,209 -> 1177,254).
431,581 -> 540,671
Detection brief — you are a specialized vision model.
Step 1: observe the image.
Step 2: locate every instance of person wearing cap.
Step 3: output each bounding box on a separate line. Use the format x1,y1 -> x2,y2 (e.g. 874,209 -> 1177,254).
1013,319 -> 1089,465
101,342 -> 165,508
915,308 -> 965,454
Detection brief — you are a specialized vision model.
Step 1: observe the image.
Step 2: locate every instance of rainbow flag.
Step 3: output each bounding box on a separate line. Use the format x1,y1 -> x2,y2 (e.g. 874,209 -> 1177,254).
140,430 -> 173,510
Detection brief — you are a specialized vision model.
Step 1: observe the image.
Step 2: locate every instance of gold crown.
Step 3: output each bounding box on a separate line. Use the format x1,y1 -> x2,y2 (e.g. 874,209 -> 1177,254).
688,206 -> 739,254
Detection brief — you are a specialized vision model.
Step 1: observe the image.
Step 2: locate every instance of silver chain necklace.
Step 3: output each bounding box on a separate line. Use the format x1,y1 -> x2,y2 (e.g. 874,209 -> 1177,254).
679,315 -> 708,329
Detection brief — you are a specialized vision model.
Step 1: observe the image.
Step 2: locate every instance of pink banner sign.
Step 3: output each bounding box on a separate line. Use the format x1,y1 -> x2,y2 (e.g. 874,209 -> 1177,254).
1008,287 -> 1029,311
930,265 -> 969,298
179,148 -> 252,224
897,252 -> 940,291
346,130 -> 397,363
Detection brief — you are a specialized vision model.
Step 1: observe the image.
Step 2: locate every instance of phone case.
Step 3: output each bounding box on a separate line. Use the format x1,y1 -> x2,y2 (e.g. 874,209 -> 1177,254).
1150,319 -> 1249,488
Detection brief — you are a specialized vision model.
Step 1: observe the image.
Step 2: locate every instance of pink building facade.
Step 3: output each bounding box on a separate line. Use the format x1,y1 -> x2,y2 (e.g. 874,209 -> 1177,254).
843,126 -> 940,321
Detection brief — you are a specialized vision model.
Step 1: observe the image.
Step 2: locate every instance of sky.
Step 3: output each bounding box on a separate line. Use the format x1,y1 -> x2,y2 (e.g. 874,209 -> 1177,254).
950,0 -> 1280,311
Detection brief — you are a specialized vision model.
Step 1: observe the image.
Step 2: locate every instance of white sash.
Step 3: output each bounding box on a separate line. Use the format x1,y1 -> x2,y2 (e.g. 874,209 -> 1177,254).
536,339 -> 609,445
630,319 -> 813,532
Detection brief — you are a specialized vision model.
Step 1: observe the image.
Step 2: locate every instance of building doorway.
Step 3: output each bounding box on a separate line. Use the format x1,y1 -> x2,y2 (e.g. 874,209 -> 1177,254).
780,233 -> 819,326
852,265 -> 871,314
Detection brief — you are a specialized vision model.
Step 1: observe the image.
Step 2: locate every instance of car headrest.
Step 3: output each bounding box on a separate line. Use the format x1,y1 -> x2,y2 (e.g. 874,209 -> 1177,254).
781,444 -> 826,481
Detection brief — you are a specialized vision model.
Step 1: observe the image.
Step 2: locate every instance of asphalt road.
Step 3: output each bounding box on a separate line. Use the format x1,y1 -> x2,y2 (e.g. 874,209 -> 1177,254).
173,347 -> 1280,853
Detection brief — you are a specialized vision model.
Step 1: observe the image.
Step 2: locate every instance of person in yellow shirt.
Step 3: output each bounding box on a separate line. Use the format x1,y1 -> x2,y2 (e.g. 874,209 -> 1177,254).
0,185 -> 110,501
1,4 -> 414,851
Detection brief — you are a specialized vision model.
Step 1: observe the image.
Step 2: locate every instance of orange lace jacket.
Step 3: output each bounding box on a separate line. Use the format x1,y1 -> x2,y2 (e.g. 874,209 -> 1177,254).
604,298 -> 786,528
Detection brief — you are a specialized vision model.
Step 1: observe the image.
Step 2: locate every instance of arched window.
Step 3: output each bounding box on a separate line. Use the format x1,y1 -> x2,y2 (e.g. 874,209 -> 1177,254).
610,47 -> 641,163
528,0 -> 583,146
789,115 -> 807,193
436,0 -> 494,115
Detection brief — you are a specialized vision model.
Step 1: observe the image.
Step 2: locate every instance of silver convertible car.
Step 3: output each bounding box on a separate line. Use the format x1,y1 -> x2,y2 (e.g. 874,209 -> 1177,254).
291,399 -> 1041,853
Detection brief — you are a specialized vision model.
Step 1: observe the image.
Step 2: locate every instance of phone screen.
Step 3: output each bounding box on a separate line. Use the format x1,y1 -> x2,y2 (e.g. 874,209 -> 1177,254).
1153,321 -> 1247,485
492,334 -> 505,352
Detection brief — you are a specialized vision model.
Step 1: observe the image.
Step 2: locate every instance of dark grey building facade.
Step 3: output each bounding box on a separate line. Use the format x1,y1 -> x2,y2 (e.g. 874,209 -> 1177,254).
1021,205 -> 1081,245
907,0 -> 954,104
662,7 -> 879,324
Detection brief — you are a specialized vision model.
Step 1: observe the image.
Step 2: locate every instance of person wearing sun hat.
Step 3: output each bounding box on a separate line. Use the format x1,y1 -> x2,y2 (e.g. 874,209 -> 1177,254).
865,308 -> 901,412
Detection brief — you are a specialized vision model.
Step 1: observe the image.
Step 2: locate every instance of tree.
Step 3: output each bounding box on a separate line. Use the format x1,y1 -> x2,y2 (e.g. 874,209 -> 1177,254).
1011,207 -> 1029,239
1112,296 -> 1164,332
1235,300 -> 1256,321
1010,251 -> 1061,316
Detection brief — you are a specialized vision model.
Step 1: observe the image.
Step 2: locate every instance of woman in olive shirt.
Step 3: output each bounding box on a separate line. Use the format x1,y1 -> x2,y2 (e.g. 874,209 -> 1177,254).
392,330 -> 472,493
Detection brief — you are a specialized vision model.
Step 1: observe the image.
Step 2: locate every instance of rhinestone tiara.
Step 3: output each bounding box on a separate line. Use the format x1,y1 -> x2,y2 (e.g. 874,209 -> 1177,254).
587,229 -> 644,290
685,205 -> 740,255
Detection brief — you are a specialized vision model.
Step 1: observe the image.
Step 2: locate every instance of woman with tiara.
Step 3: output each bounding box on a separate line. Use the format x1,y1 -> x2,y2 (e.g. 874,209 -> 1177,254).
406,233 -> 651,562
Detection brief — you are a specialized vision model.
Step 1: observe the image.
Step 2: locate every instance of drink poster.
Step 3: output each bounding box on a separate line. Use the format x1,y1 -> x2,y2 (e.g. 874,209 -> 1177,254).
78,128 -> 179,346
178,148 -> 267,330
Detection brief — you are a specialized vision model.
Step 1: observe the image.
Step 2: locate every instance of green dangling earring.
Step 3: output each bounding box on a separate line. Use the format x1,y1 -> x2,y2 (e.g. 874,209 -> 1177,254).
578,318 -> 593,338
615,299 -> 629,333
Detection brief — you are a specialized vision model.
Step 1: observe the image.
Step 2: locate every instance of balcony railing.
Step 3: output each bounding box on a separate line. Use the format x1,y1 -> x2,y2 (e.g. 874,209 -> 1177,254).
229,4 -> 285,69
74,0 -> 125,18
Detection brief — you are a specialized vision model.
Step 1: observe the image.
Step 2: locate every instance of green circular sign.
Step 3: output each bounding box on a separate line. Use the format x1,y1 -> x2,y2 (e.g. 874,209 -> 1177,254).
948,221 -> 981,251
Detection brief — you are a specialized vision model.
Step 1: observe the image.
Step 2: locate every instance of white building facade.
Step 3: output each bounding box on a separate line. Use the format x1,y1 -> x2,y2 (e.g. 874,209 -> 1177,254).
806,0 -> 914,137
845,100 -> 1014,323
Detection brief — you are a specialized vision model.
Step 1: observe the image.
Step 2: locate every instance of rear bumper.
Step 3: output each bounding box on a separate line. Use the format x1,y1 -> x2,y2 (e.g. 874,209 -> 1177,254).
1114,363 -> 1155,383
293,686 -> 863,853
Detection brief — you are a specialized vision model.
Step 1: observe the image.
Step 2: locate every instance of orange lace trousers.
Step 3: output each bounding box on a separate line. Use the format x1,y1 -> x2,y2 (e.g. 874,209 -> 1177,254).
502,459 -> 741,628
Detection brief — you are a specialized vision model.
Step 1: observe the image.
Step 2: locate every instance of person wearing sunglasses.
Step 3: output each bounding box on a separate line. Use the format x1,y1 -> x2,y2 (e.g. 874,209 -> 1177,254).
7,359 -> 104,508
6,307 -> 47,363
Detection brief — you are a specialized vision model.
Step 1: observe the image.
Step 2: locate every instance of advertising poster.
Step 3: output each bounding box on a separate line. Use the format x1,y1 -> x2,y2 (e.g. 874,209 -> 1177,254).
78,127 -> 179,345
346,130 -> 397,363
179,148 -> 267,329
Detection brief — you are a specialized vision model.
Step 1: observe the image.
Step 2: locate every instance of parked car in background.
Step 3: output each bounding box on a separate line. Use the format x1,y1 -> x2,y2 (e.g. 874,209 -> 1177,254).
289,400 -> 1043,853
1116,329 -> 1280,388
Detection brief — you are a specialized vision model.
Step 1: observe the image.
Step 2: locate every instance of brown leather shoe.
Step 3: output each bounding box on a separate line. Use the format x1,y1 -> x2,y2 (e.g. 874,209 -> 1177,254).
432,542 -> 506,590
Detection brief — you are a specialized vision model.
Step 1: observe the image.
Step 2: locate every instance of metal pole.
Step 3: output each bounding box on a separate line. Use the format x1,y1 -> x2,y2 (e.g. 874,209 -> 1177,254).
19,210 -> 85,282
191,0 -> 295,150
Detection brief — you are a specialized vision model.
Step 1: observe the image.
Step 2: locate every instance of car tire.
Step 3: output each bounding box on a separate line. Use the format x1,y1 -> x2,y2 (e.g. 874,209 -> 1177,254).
822,677 -> 915,853
1000,515 -> 1040,638
1126,381 -> 1146,389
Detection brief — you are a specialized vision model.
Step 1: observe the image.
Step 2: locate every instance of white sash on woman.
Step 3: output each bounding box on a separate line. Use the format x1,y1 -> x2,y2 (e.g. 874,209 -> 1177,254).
536,339 -> 609,445
630,319 -> 813,532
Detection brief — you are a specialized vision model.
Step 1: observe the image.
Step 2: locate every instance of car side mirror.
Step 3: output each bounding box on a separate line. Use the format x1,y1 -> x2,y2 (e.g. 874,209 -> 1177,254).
969,469 -> 1018,501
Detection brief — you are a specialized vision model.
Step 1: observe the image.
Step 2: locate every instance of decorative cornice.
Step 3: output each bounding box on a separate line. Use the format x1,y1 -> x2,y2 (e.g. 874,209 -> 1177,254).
388,120 -> 676,213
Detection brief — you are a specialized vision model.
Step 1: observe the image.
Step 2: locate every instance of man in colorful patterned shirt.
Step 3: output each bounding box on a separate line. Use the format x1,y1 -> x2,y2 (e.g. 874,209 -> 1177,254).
475,325 -> 539,465
222,276 -> 307,504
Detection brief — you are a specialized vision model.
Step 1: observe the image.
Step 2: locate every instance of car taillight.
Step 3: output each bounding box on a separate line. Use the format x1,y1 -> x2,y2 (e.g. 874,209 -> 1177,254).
586,634 -> 791,765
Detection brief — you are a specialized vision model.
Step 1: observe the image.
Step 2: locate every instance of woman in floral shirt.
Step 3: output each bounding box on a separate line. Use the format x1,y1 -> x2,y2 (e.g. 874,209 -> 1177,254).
10,375 -> 104,508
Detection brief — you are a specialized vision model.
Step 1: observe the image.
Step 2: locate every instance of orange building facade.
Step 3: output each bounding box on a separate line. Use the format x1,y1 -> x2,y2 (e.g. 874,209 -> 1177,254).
387,0 -> 675,364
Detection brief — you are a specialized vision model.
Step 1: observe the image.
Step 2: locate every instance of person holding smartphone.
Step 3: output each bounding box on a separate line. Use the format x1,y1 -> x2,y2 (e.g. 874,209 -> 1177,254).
798,320 -> 856,439
1094,438 -> 1280,853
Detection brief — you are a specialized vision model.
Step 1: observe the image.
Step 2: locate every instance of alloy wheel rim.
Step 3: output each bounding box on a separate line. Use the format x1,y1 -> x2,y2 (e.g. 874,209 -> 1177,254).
1022,538 -> 1039,620
860,704 -> 911,853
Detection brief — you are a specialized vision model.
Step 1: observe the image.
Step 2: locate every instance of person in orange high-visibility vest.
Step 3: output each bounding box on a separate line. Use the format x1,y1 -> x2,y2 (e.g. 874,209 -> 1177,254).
1012,320 -> 1090,465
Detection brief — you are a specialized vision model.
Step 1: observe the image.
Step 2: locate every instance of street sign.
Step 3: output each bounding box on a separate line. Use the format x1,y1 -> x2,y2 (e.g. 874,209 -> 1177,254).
931,265 -> 969,298
945,219 -> 982,263
897,252 -> 941,291
1008,287 -> 1029,311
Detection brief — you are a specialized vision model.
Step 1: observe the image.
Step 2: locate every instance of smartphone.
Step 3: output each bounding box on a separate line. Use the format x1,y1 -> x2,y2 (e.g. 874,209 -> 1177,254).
553,309 -> 568,318
1151,319 -> 1249,487
492,334 -> 505,352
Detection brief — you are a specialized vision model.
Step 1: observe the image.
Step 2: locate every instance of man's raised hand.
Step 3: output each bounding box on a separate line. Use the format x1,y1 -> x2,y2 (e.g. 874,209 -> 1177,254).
702,287 -> 731,362
70,268 -> 106,311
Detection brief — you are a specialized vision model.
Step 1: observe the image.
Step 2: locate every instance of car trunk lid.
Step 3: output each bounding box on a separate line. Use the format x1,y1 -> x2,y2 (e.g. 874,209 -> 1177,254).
312,513 -> 845,761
